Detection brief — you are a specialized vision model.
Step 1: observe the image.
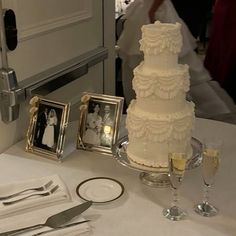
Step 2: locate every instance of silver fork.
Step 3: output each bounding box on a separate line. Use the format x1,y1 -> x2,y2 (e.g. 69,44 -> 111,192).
0,180 -> 53,201
2,185 -> 59,205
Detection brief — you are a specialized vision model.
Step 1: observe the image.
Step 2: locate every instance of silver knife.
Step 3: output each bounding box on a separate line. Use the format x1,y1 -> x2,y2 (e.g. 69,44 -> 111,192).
32,220 -> 90,236
0,201 -> 92,236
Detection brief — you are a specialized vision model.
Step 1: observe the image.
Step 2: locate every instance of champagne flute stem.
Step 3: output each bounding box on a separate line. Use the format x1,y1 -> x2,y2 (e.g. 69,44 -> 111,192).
171,188 -> 179,207
203,184 -> 210,204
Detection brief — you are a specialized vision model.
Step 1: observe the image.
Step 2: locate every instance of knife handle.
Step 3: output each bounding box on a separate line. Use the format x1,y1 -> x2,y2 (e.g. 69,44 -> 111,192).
32,220 -> 90,236
0,223 -> 44,236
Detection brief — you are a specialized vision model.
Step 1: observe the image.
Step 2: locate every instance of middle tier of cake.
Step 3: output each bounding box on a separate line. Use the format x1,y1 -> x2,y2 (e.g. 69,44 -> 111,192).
133,63 -> 190,113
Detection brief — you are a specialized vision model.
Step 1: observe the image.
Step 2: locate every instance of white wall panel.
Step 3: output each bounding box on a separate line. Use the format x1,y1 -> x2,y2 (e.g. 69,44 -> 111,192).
0,0 -> 115,153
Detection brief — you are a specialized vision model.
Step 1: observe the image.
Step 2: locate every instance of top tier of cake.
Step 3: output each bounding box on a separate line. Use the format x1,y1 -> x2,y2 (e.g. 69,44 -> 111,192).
139,21 -> 182,70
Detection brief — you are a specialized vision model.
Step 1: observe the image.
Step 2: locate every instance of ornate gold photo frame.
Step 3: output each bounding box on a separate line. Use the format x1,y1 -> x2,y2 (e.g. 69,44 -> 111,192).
26,96 -> 70,160
77,93 -> 124,155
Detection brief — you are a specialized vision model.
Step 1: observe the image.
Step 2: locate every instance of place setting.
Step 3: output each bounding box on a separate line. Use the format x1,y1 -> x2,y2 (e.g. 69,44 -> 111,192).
0,175 -> 94,236
0,175 -> 72,218
0,172 -> 127,235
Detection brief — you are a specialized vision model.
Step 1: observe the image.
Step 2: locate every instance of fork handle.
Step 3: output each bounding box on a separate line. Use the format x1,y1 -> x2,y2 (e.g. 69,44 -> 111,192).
0,224 -> 44,236
2,192 -> 47,206
0,188 -> 39,200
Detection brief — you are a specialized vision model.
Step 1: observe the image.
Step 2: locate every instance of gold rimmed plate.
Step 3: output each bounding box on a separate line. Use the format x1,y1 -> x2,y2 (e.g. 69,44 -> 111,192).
76,177 -> 124,203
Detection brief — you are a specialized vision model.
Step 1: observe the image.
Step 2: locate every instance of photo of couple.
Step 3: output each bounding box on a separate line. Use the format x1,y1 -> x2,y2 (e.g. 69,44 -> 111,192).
82,102 -> 115,148
34,105 -> 62,152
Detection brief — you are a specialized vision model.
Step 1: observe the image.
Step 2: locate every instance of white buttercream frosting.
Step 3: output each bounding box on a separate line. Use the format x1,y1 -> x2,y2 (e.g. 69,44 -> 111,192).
127,100 -> 195,142
133,63 -> 190,99
139,21 -> 183,55
126,21 -> 195,168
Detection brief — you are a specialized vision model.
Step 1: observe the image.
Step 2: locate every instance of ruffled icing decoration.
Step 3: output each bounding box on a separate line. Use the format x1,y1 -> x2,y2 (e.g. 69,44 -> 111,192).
126,102 -> 195,142
139,21 -> 182,54
133,64 -> 190,99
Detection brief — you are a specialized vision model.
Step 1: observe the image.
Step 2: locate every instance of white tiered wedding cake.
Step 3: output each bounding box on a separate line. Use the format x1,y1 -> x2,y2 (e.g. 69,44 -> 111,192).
126,21 -> 195,168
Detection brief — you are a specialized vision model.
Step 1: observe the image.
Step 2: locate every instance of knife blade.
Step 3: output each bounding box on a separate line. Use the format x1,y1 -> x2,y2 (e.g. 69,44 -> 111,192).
0,201 -> 92,236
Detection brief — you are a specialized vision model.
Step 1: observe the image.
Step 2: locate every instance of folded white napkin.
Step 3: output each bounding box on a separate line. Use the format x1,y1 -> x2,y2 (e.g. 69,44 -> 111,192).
0,175 -> 71,218
0,201 -> 91,236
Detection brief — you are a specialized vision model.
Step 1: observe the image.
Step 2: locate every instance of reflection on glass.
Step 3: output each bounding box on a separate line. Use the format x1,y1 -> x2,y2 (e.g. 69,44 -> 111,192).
101,125 -> 112,147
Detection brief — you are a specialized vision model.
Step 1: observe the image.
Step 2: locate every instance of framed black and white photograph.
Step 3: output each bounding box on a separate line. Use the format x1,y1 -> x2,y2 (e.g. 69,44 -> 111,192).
26,96 -> 70,160
77,93 -> 124,154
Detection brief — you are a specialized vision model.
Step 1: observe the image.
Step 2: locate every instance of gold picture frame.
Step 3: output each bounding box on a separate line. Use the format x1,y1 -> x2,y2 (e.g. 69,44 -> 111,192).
77,93 -> 124,155
26,96 -> 70,160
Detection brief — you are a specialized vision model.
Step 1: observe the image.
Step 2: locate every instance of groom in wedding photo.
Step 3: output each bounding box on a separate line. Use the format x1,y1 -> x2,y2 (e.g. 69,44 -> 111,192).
35,107 -> 48,148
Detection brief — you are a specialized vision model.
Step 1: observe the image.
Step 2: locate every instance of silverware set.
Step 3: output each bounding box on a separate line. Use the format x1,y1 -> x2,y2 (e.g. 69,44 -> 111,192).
2,185 -> 59,206
32,220 -> 90,236
0,180 -> 59,205
0,201 -> 92,236
0,180 -> 92,235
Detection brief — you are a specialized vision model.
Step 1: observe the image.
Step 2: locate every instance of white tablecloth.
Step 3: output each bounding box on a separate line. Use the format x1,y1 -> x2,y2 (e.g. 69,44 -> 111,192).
0,118 -> 235,236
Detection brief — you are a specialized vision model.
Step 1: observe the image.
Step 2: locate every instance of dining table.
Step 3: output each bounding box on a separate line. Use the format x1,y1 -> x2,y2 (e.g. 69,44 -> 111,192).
0,117 -> 235,236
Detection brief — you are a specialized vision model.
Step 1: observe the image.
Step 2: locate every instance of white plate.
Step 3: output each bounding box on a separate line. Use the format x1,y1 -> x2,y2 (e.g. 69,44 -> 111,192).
76,177 -> 124,203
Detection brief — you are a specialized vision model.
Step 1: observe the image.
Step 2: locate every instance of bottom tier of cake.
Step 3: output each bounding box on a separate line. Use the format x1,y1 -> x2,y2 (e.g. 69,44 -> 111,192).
126,100 -> 195,168
127,138 -> 193,168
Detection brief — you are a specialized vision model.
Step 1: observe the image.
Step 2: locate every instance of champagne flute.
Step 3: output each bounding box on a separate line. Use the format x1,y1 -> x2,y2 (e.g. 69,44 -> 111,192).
163,152 -> 187,221
194,139 -> 221,217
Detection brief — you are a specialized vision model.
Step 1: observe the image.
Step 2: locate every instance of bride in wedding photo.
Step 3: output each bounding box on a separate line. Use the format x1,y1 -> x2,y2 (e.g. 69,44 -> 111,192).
42,109 -> 58,149
82,103 -> 103,146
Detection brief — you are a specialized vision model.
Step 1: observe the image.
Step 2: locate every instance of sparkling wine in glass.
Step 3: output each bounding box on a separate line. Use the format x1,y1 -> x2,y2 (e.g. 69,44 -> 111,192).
163,152 -> 187,221
194,140 -> 221,217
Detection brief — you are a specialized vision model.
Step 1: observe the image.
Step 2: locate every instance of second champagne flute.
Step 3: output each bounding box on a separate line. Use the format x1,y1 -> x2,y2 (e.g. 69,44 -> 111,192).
194,139 -> 221,217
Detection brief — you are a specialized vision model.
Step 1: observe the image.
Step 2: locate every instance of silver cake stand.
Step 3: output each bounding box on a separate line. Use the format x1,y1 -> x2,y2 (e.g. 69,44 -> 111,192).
112,136 -> 203,188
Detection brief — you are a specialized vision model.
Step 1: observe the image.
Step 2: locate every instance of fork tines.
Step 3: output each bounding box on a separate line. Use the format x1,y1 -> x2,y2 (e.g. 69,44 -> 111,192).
2,185 -> 60,205
0,179 -> 54,201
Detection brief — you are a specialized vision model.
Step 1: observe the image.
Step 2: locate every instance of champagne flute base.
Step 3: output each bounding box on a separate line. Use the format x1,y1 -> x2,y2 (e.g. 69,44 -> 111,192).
163,206 -> 187,221
194,202 -> 218,217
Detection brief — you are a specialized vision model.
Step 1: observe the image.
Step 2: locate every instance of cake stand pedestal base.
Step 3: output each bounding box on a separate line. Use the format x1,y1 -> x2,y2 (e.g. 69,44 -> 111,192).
112,136 -> 202,188
139,172 -> 170,187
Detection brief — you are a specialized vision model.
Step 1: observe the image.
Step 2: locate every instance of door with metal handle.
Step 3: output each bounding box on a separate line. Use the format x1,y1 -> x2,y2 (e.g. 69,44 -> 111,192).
0,2 -> 19,123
